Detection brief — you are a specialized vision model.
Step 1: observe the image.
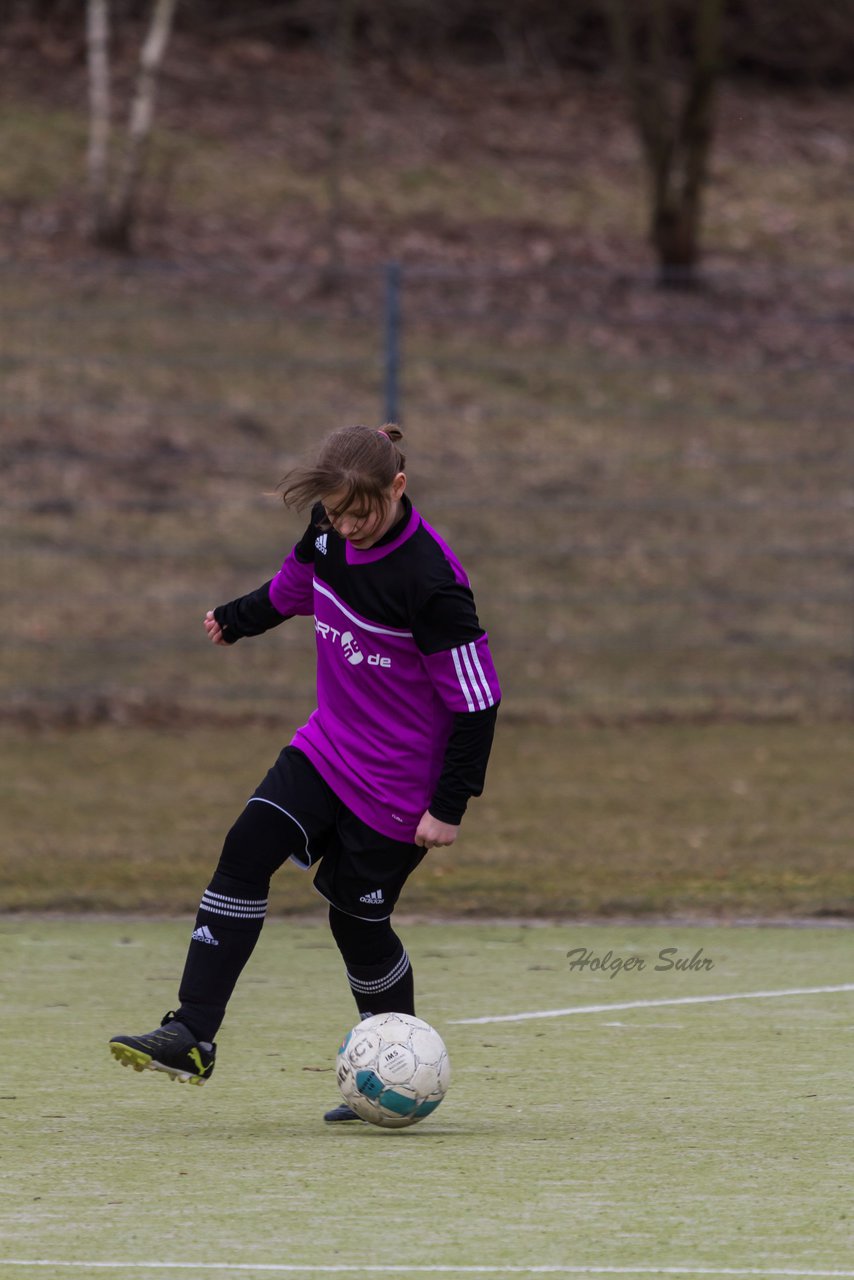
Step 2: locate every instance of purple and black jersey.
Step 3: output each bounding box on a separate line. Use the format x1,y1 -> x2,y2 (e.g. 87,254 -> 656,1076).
214,496 -> 501,842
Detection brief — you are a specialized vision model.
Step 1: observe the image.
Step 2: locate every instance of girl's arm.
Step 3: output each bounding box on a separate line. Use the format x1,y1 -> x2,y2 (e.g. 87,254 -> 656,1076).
210,579 -> 291,645
208,514 -> 319,645
414,583 -> 501,841
413,703 -> 498,849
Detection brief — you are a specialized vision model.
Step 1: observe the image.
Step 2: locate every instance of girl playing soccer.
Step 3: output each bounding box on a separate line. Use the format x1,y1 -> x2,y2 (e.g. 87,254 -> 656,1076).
109,423 -> 501,1120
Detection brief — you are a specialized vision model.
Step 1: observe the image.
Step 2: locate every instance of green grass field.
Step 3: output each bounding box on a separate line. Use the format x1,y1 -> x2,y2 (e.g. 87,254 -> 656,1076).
1,918 -> 852,1278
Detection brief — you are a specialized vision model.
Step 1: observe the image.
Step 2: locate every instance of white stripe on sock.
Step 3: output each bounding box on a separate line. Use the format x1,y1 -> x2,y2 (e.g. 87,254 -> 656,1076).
201,891 -> 268,906
200,893 -> 268,920
347,949 -> 411,995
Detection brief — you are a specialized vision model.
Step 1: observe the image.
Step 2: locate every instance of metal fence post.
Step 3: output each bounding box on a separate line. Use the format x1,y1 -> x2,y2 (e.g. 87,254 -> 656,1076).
383,260 -> 402,424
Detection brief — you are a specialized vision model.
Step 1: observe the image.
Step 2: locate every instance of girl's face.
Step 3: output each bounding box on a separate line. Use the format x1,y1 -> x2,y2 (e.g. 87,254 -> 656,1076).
321,472 -> 407,550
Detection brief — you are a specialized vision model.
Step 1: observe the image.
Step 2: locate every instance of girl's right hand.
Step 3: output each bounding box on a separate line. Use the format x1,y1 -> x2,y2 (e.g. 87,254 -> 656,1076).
204,610 -> 227,645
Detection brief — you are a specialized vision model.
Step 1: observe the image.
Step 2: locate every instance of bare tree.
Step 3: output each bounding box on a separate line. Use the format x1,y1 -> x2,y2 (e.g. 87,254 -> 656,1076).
604,0 -> 724,287
86,0 -> 111,237
86,0 -> 178,252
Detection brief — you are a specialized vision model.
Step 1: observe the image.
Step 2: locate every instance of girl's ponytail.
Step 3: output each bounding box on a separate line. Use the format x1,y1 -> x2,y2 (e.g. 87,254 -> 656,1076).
280,424 -> 406,513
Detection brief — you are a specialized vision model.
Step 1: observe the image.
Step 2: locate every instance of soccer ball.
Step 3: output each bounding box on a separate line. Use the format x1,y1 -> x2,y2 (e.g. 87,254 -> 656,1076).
336,1012 -> 451,1129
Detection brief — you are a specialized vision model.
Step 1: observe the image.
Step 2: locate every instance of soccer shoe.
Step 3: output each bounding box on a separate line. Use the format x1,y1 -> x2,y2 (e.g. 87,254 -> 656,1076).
109,1012 -> 216,1085
323,1102 -> 364,1123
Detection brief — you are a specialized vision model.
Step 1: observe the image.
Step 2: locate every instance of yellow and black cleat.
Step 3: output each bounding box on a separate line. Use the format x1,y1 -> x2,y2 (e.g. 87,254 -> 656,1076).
109,1012 -> 215,1085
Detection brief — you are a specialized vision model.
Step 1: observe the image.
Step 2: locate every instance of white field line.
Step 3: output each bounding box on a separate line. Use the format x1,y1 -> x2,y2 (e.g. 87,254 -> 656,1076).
2,1266 -> 854,1277
449,984 -> 854,1025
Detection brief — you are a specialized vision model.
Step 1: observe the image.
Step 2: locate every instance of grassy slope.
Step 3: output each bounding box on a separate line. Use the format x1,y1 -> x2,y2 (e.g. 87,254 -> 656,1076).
2,268 -> 852,722
2,49 -> 853,266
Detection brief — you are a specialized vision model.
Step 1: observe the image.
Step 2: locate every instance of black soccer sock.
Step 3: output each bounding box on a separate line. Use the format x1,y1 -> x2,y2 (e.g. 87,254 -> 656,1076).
346,943 -> 415,1019
328,906 -> 415,1019
175,869 -> 269,1043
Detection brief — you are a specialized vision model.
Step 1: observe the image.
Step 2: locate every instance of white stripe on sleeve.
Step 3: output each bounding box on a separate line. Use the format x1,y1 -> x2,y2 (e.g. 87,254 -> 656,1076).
468,639 -> 496,707
451,646 -> 476,712
460,643 -> 488,710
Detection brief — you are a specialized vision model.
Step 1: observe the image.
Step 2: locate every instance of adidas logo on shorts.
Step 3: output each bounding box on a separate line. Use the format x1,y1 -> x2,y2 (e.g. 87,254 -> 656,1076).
359,889 -> 385,905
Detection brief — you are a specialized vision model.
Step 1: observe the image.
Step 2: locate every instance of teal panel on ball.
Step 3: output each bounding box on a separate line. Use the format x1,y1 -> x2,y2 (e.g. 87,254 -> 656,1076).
379,1088 -> 418,1116
355,1069 -> 384,1099
337,1030 -> 352,1055
413,1098 -> 442,1117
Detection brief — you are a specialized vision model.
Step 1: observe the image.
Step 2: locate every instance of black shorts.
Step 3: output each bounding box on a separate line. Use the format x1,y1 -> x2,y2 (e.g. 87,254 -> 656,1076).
250,746 -> 426,922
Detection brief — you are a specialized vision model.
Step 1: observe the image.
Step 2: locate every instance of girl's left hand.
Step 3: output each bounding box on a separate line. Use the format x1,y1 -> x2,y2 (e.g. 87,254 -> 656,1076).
414,812 -> 459,850
204,610 -> 227,645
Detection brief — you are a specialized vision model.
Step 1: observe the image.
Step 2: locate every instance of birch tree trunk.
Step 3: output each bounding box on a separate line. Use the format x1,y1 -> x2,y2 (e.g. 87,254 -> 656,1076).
605,0 -> 724,288
85,0 -> 178,252
86,0 -> 111,240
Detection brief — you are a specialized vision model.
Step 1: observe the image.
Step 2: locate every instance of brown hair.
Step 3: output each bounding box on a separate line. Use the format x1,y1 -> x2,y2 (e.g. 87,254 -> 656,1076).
280,424 -> 405,519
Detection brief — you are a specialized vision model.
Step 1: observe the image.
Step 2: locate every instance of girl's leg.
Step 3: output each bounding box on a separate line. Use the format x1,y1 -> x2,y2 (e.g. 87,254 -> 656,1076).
174,799 -> 300,1042
328,904 -> 415,1020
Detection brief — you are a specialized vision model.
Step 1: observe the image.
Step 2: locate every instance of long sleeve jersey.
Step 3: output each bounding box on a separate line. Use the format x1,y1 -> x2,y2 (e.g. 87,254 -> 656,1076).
213,496 -> 501,843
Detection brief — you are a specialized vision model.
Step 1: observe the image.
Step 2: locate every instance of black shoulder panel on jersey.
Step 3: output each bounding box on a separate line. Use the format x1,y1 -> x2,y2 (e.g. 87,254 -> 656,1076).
412,581 -> 484,656
305,504 -> 482,650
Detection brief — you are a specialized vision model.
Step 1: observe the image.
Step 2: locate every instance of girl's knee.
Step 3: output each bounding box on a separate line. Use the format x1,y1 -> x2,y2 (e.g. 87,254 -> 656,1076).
328,905 -> 397,966
216,800 -> 300,883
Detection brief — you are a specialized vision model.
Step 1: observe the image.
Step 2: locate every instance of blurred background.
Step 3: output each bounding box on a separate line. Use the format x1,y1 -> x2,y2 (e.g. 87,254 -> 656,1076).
1,0 -> 852,917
